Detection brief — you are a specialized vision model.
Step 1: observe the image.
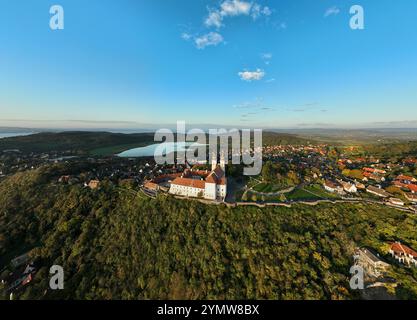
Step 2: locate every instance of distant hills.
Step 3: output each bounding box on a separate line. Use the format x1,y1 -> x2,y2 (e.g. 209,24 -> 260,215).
0,131 -> 155,154
271,128 -> 417,143
262,132 -> 318,146
0,131 -> 319,155
1,129 -> 417,155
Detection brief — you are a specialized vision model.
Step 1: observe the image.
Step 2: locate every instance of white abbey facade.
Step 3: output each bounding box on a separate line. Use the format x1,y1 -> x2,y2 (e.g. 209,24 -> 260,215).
169,155 -> 227,201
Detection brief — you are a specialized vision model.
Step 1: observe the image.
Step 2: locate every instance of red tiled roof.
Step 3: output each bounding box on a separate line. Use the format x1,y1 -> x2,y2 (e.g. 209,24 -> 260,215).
153,173 -> 182,183
144,182 -> 159,191
396,175 -> 415,181
205,166 -> 225,184
171,178 -> 206,189
206,173 -> 217,184
390,242 -> 417,258
409,184 -> 417,192
324,180 -> 337,189
393,181 -> 407,188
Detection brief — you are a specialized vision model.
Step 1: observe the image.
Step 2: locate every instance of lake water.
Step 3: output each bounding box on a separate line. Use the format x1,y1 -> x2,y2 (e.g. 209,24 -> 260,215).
118,142 -> 205,158
0,132 -> 33,139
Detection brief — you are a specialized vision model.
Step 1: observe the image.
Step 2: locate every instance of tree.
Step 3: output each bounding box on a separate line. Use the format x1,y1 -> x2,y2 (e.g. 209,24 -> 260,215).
262,161 -> 276,183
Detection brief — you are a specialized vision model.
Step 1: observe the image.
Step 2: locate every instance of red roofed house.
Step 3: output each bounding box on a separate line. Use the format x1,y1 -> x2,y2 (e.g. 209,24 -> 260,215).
144,181 -> 159,192
169,154 -> 227,201
88,180 -> 100,190
396,175 -> 417,185
363,167 -> 386,175
408,184 -> 417,194
323,180 -> 344,194
389,242 -> 417,267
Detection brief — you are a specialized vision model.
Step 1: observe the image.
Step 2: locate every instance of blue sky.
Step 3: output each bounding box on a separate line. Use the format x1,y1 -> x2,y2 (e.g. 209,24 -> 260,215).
1,0 -> 417,129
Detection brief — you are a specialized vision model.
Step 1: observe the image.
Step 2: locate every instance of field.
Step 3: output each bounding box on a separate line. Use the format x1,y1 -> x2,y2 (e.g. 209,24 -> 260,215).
252,182 -> 290,193
90,142 -> 151,156
242,184 -> 340,202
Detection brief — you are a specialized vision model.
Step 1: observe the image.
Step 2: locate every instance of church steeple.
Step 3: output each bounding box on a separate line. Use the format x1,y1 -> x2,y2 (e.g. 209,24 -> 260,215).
220,150 -> 226,172
211,152 -> 217,171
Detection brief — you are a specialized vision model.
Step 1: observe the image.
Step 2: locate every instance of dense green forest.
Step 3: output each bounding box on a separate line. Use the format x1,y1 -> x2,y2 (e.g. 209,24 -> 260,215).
1,165 -> 417,300
262,132 -> 318,146
361,142 -> 417,157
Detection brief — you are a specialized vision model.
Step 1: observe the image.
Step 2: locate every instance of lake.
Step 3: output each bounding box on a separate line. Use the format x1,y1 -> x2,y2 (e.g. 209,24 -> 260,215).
0,132 -> 34,139
117,142 -> 206,158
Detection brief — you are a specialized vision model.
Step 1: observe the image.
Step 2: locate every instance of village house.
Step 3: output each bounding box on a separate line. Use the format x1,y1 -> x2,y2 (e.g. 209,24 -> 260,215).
363,167 -> 387,175
338,180 -> 357,193
144,181 -> 159,192
323,180 -> 344,194
354,248 -> 390,278
392,175 -> 417,194
405,193 -> 417,203
355,181 -> 366,190
88,180 -> 100,190
58,175 -> 70,183
408,184 -> 417,194
363,171 -> 385,183
396,175 -> 417,185
389,198 -> 404,206
389,242 -> 417,267
403,158 -> 417,166
366,185 -> 391,198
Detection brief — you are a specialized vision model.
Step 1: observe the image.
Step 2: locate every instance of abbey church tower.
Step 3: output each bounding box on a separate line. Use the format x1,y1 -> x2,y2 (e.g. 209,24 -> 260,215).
211,151 -> 226,172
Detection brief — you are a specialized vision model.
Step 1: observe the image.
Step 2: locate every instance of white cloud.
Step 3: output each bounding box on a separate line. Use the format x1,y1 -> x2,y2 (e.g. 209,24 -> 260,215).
181,32 -> 192,41
238,69 -> 265,81
324,6 -> 340,17
262,6 -> 272,16
265,78 -> 275,83
261,53 -> 272,65
221,0 -> 252,16
195,32 -> 224,49
204,0 -> 271,28
261,53 -> 272,60
205,10 -> 223,28
251,4 -> 271,20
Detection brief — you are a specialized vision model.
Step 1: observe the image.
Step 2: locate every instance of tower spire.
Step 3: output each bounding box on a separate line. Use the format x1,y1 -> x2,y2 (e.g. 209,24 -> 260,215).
211,152 -> 217,171
220,150 -> 226,171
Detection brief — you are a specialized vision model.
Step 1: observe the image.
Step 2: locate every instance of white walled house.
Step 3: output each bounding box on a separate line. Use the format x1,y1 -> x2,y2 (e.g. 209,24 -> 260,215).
390,242 -> 417,267
339,180 -> 357,193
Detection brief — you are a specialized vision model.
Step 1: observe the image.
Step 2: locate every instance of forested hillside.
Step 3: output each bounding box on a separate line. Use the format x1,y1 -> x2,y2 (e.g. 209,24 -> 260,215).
262,132 -> 318,146
1,166 -> 417,300
0,131 -> 155,154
